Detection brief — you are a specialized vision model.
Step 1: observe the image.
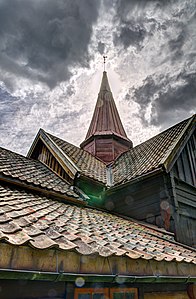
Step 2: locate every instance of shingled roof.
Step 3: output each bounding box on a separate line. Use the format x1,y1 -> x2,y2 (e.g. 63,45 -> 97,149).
45,131 -> 107,184
0,182 -> 195,264
32,114 -> 195,187
112,114 -> 195,185
0,147 -> 80,199
83,71 -> 130,143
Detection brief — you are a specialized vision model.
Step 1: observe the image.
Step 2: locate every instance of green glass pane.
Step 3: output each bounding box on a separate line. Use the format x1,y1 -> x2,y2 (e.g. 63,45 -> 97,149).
125,293 -> 134,299
78,294 -> 91,299
93,293 -> 105,299
113,292 -> 124,299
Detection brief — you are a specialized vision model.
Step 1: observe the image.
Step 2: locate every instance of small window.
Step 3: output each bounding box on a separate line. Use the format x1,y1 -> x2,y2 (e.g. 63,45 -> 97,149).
110,288 -> 138,299
74,288 -> 138,299
74,288 -> 109,299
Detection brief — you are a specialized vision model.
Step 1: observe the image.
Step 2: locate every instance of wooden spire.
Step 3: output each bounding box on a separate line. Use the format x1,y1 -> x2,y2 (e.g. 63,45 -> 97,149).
80,71 -> 132,163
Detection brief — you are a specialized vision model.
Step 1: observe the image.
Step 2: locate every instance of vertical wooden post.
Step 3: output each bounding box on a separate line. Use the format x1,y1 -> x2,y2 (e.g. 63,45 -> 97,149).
187,284 -> 196,299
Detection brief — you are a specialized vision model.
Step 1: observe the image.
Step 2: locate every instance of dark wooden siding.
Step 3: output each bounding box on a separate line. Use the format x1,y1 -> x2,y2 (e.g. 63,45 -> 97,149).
31,140 -> 72,183
83,137 -> 130,163
173,133 -> 196,187
173,178 -> 196,247
171,132 -> 196,247
0,280 -> 190,299
83,140 -> 95,156
104,173 -> 172,230
0,280 -> 66,299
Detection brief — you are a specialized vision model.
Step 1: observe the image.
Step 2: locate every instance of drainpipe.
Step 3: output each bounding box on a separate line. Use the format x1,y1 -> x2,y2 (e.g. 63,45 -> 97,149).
0,269 -> 195,283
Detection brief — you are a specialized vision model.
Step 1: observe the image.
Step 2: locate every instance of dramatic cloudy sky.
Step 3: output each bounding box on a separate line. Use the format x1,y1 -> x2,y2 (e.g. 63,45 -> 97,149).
0,0 -> 195,155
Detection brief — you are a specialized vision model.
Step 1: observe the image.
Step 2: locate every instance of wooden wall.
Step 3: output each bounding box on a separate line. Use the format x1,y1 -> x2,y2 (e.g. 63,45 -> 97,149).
83,136 -> 131,163
0,280 -> 66,299
172,132 -> 196,187
0,280 -> 192,299
105,173 -> 169,228
171,132 -> 196,247
144,292 -> 189,299
173,178 -> 196,247
31,140 -> 72,183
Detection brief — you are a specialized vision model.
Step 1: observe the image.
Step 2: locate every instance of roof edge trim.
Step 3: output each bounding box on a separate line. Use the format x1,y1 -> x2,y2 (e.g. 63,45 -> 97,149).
28,129 -> 80,178
111,167 -> 164,189
27,128 -> 42,158
42,130 -> 80,173
0,174 -> 85,206
0,269 -> 195,283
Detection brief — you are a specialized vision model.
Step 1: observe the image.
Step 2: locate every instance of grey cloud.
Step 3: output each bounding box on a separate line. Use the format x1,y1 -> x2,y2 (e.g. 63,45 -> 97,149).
114,0 -> 196,128
114,22 -> 146,49
0,87 -> 20,125
97,42 -> 105,55
130,71 -> 196,128
0,0 -> 100,89
112,0 -> 163,49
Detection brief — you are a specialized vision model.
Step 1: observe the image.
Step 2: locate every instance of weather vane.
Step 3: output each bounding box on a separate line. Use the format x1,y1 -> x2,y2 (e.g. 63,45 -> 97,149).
103,55 -> 107,71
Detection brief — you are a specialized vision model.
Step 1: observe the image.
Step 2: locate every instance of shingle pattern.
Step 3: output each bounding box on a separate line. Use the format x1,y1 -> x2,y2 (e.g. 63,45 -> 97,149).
0,147 -> 79,198
84,71 -> 129,141
0,183 -> 195,263
112,117 -> 191,185
46,132 -> 107,184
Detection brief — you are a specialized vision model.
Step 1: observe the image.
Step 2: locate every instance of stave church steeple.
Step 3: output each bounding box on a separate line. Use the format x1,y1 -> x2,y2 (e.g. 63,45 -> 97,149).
80,71 -> 133,163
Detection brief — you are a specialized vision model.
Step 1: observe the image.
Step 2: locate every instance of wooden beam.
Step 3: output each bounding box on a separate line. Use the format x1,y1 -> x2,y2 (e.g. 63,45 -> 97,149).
0,244 -> 195,281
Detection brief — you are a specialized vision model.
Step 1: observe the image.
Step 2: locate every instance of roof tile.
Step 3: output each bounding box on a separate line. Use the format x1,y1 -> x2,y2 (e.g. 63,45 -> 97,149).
0,147 -> 80,199
46,132 -> 107,184
112,117 -> 193,185
0,183 -> 195,264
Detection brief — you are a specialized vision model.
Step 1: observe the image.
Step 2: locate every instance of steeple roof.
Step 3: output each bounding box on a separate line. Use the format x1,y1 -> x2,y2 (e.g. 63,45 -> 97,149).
84,71 -> 130,141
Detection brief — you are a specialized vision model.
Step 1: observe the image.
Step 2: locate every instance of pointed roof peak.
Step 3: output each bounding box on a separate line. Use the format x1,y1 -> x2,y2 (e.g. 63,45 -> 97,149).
99,71 -> 111,92
81,71 -> 132,145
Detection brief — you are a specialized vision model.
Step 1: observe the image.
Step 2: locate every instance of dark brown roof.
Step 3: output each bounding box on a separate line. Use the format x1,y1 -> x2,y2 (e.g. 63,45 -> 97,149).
0,182 -> 195,263
0,147 -> 79,199
112,115 -> 195,185
82,72 -> 131,143
46,131 -> 107,184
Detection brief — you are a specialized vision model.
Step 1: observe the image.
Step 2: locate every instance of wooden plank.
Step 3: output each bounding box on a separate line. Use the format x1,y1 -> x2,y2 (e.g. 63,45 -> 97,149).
177,156 -> 185,181
0,280 -> 65,299
144,292 -> 189,299
181,148 -> 193,185
187,141 -> 196,184
1,243 -> 195,278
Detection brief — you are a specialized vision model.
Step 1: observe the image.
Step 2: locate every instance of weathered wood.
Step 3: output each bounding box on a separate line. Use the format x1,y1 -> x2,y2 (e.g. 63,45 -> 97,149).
173,134 -> 196,187
0,243 -> 195,278
187,284 -> 196,299
0,280 -> 66,299
105,174 -> 165,223
144,292 -> 189,299
83,136 -> 131,163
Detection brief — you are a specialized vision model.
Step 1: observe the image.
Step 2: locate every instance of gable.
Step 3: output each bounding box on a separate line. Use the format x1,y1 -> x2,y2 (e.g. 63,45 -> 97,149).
0,146 -> 79,200
28,129 -> 107,185
30,138 -> 74,183
172,130 -> 196,187
112,115 -> 195,186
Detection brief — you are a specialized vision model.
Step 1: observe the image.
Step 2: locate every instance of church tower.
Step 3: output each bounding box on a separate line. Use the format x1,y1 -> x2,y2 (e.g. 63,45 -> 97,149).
80,71 -> 133,163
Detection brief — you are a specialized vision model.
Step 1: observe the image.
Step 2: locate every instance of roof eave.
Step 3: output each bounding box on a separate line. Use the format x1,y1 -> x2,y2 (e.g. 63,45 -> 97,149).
110,167 -> 164,191
0,268 -> 195,283
0,174 -> 85,206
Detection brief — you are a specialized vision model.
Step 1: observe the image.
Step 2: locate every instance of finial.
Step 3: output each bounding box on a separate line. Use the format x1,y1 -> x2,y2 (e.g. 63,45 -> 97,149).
103,55 -> 107,71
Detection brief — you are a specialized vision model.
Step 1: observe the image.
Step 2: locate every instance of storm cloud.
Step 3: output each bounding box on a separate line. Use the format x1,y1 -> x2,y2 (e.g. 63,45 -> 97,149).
114,0 -> 196,128
0,0 -> 195,155
0,0 -> 100,89
130,71 -> 196,128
